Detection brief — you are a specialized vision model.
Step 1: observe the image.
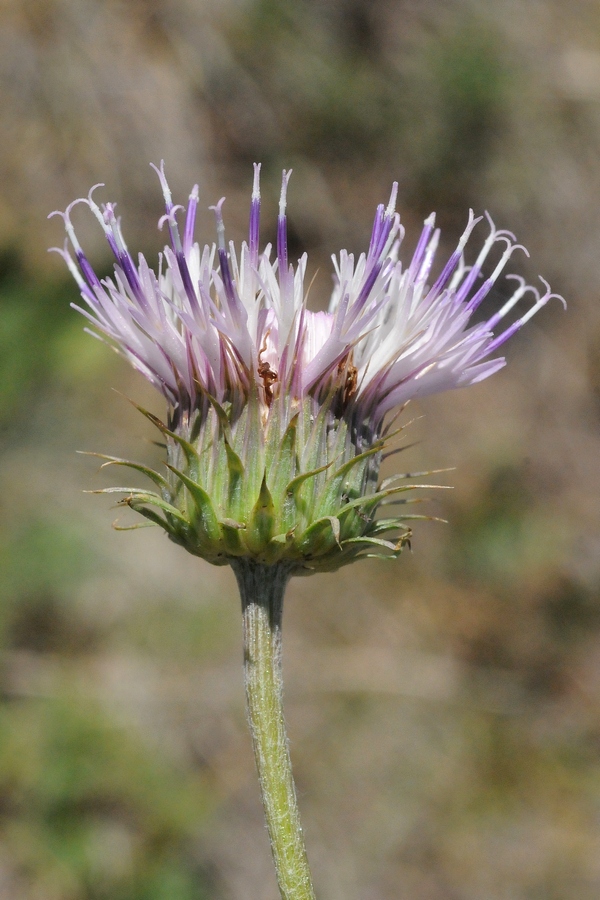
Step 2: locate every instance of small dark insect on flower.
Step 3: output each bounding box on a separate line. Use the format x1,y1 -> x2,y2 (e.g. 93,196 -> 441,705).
258,358 -> 278,407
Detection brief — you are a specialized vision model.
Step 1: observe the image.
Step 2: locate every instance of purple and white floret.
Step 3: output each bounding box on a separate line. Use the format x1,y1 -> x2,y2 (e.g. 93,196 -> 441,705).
49,163 -> 564,428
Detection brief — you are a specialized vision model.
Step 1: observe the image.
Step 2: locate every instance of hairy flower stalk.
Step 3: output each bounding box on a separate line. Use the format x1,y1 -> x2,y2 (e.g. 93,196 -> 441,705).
51,163 -> 563,899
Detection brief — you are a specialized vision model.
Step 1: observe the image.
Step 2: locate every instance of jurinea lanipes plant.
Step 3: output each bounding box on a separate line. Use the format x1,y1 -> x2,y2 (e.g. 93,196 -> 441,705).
51,164 -> 563,900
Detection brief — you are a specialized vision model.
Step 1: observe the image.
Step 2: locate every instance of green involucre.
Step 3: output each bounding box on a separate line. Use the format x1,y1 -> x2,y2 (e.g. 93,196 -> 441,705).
94,391 -> 427,574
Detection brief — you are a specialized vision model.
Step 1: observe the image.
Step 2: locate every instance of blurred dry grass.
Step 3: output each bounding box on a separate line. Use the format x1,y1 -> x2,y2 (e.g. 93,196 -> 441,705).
1,0 -> 600,898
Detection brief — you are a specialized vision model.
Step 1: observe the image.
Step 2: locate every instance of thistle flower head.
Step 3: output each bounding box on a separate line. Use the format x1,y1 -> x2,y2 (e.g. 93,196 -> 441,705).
50,163 -> 563,573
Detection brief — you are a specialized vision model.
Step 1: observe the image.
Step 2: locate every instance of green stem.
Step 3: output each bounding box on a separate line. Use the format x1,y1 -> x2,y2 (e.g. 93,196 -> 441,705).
232,560 -> 316,900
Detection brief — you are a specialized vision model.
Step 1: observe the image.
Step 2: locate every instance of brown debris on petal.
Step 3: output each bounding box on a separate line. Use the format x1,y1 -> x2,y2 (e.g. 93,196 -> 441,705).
258,359 -> 278,407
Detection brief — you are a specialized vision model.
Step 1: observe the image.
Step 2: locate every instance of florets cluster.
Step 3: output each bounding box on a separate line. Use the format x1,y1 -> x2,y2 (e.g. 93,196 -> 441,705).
50,164 -> 563,573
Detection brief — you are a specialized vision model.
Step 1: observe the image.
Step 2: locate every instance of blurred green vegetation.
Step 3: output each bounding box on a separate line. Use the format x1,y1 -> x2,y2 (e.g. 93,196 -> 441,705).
0,697 -> 214,900
0,487 -> 220,899
1,0 -> 600,897
0,262 -> 71,425
226,0 -> 508,217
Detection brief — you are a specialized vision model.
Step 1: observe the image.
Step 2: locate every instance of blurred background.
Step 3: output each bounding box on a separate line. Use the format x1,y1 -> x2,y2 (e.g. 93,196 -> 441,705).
1,0 -> 600,897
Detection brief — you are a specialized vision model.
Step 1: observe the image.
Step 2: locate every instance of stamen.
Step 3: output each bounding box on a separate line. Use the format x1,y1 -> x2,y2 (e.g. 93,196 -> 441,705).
385,182 -> 399,218
210,198 -> 239,312
367,204 -> 385,263
150,160 -> 173,211
484,278 -> 565,354
151,162 -> 186,256
427,210 -> 483,298
484,276 -> 531,330
184,185 -> 199,256
151,164 -> 200,311
85,188 -> 121,259
407,214 -> 436,281
276,170 -> 294,310
210,197 -> 227,252
97,203 -> 146,305
158,205 -> 185,233
537,276 -> 567,310
48,242 -> 94,298
48,200 -> 85,255
464,241 -> 529,315
48,203 -> 104,293
277,170 -> 292,276
278,169 -> 291,218
414,227 -> 440,288
459,214 -> 529,308
249,163 -> 261,267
